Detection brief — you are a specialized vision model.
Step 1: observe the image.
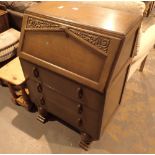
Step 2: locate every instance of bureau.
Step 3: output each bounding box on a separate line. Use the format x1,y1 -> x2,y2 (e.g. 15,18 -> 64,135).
18,2 -> 142,150
0,9 -> 9,33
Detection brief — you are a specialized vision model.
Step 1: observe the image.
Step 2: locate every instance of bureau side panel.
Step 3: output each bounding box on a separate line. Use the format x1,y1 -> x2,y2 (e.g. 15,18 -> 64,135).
100,27 -> 140,134
109,27 -> 139,83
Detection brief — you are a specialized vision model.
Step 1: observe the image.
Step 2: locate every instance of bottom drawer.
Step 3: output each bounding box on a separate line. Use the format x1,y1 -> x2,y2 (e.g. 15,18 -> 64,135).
27,79 -> 102,139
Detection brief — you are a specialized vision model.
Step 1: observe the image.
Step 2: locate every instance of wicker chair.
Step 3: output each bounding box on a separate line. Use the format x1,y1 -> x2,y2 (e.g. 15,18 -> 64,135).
0,28 -> 20,67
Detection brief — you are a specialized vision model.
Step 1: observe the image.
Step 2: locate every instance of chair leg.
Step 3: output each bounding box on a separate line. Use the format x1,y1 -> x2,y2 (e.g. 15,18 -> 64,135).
19,83 -> 35,112
139,56 -> 148,72
7,83 -> 19,105
8,82 -> 36,112
37,107 -> 48,123
8,83 -> 18,98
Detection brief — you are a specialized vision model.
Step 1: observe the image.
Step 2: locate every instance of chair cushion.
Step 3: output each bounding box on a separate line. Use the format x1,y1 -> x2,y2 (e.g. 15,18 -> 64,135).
0,28 -> 20,62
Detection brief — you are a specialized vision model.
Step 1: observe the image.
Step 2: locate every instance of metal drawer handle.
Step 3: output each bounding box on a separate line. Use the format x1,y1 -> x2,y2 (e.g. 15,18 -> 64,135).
77,118 -> 83,127
40,97 -> 45,105
77,104 -> 83,114
37,83 -> 42,93
77,87 -> 83,99
33,67 -> 39,78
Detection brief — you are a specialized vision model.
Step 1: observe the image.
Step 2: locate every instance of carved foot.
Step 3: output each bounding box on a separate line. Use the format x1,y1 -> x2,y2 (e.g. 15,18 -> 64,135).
79,132 -> 92,151
37,107 -> 48,124
37,114 -> 47,123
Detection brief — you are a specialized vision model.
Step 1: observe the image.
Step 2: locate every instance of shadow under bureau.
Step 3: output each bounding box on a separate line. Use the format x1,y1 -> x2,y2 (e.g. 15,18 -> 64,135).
18,2 -> 142,150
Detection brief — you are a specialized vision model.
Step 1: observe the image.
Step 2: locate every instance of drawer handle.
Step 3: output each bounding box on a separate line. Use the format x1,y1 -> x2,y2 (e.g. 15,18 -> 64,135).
33,67 -> 39,78
77,87 -> 83,99
40,97 -> 45,105
37,83 -> 43,93
77,118 -> 83,127
77,104 -> 83,114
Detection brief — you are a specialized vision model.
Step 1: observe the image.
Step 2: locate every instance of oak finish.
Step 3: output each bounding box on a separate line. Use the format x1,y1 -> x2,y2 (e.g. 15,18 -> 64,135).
18,2 -> 142,150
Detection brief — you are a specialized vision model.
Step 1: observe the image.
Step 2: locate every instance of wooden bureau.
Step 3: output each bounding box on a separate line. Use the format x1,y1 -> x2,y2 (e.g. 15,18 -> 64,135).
0,9 -> 9,33
18,2 -> 142,150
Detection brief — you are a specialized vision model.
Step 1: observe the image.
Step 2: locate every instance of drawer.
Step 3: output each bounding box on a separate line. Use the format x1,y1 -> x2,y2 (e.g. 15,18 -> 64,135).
27,79 -> 102,139
21,59 -> 104,111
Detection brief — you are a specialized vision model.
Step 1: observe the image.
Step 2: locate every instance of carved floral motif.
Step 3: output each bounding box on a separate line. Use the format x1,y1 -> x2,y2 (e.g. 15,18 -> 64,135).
68,28 -> 110,54
26,17 -> 60,29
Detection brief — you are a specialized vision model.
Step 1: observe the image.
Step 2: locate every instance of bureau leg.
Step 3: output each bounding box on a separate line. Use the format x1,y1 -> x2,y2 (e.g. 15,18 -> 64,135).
79,132 -> 92,151
37,107 -> 48,124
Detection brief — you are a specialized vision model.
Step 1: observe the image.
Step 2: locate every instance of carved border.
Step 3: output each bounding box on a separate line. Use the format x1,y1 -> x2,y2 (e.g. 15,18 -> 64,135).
68,28 -> 110,55
26,16 -> 110,55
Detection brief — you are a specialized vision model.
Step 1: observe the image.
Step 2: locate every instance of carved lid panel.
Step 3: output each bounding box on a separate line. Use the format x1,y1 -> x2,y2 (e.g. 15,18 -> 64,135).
25,16 -> 110,56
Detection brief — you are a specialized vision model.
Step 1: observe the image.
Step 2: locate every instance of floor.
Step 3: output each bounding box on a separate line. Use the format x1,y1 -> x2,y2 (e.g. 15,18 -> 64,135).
0,48 -> 155,153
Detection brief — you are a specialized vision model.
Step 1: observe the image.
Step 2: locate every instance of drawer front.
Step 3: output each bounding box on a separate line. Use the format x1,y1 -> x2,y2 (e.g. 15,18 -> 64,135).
27,79 -> 102,139
21,59 -> 104,111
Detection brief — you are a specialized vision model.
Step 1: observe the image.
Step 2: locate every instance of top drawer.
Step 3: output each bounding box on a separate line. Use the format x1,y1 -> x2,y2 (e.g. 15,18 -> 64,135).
19,15 -> 121,92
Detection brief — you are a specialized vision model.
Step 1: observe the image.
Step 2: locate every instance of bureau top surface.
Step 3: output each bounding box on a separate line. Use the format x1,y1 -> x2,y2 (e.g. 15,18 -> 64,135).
26,2 -> 142,36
